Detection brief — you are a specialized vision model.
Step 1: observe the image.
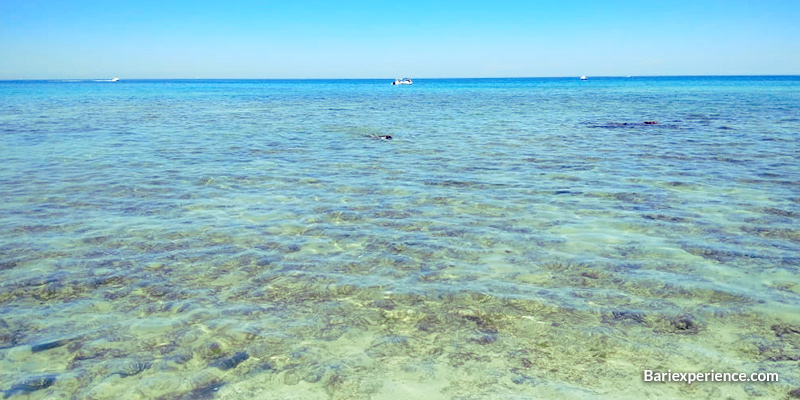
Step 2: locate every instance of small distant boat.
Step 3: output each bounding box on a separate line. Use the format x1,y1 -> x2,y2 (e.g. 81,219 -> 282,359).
580,76 -> 588,81
111,77 -> 120,82
392,78 -> 413,85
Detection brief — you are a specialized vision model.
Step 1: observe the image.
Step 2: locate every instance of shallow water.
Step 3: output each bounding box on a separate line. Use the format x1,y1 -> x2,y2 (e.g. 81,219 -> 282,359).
1,77 -> 799,399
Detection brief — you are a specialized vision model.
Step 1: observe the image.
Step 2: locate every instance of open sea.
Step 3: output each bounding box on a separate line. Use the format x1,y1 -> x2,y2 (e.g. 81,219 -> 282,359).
1,76 -> 799,399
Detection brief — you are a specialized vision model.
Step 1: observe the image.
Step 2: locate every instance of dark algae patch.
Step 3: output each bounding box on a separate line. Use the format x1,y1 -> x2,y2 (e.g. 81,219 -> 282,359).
610,310 -> 646,324
30,338 -> 71,353
772,323 -> 800,338
210,351 -> 249,370
665,315 -> 702,335
111,361 -> 152,378
2,375 -> 56,399
0,261 -> 18,271
177,380 -> 226,400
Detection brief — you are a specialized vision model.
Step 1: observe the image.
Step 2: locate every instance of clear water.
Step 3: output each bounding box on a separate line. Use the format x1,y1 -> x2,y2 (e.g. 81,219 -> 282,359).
1,77 -> 799,399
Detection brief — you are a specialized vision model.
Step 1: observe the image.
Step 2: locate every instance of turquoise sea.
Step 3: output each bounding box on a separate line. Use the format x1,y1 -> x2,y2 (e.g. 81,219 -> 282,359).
1,76 -> 799,399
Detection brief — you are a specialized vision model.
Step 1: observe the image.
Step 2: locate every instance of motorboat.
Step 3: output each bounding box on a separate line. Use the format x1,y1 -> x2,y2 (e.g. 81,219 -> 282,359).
111,77 -> 120,82
392,78 -> 413,85
580,76 -> 587,81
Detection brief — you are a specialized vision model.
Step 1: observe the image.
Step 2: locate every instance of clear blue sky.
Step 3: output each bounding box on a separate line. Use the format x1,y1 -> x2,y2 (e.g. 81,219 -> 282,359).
1,0 -> 798,79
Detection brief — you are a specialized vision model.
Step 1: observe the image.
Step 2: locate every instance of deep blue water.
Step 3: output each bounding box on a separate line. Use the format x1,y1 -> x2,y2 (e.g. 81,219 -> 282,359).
1,76 -> 799,399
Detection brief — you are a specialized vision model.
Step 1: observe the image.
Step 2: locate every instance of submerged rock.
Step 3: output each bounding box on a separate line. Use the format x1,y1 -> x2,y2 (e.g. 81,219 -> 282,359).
178,380 -> 225,400
112,361 -> 152,378
0,261 -> 18,270
611,310 -> 646,324
666,315 -> 701,335
210,352 -> 249,370
470,332 -> 498,345
3,375 -> 56,398
31,339 -> 70,353
771,323 -> 800,338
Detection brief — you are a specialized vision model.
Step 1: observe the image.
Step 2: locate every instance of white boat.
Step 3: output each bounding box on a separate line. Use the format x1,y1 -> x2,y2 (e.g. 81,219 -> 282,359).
580,76 -> 587,81
392,78 -> 413,85
111,77 -> 120,82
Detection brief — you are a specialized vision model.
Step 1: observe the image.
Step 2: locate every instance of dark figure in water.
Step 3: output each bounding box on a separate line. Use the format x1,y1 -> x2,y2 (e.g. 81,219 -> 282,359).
589,121 -> 660,128
368,134 -> 392,140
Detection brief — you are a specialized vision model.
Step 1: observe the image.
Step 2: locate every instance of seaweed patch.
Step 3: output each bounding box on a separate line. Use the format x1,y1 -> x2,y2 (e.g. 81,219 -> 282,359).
111,361 -> 152,378
210,351 -> 249,370
3,375 -> 56,399
31,338 -> 71,353
177,380 -> 226,400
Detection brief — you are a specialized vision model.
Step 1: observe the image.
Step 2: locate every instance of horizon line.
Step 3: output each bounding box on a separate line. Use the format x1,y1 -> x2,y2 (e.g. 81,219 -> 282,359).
2,74 -> 799,82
